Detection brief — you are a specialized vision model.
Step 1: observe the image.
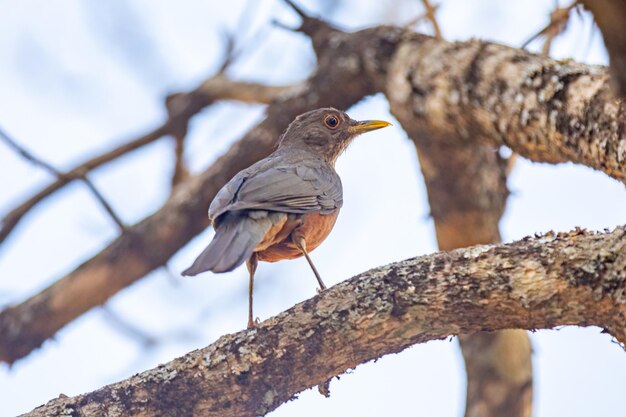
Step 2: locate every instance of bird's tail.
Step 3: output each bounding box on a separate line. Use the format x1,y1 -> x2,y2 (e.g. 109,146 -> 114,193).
182,211 -> 281,276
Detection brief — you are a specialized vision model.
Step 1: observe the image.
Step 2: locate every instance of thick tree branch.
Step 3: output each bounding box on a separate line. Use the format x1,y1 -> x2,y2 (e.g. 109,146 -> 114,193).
0,23 -> 401,365
22,226 -> 626,417
386,35 -> 626,184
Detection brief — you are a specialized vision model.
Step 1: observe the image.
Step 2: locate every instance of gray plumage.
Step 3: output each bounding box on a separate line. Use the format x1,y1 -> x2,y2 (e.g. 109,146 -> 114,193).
210,149 -> 343,220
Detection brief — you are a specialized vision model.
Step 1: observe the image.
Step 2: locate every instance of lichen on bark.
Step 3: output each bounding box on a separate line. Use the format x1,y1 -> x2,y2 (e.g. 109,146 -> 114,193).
21,226 -> 626,417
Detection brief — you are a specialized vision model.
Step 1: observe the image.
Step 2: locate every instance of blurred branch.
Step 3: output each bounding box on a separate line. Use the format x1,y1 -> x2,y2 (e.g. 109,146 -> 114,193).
582,0 -> 626,98
0,127 -> 126,232
522,1 -> 580,54
170,133 -> 189,188
459,330 -> 532,417
0,77 -> 298,248
22,226 -> 626,417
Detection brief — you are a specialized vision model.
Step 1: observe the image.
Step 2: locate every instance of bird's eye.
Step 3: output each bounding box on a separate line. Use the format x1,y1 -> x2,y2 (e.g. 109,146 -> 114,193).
324,114 -> 340,129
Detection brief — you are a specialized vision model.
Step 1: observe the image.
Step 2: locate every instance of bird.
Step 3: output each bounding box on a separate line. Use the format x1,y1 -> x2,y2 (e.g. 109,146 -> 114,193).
182,107 -> 391,328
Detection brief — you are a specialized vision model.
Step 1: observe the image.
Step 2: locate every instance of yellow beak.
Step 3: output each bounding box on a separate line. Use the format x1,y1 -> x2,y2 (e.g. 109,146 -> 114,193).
349,120 -> 392,135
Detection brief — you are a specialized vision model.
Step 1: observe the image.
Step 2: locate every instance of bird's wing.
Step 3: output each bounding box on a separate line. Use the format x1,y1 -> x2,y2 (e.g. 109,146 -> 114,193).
209,161 -> 342,221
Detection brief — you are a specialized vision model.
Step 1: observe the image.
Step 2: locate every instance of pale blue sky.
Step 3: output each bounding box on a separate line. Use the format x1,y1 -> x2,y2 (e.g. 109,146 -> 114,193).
0,1 -> 624,416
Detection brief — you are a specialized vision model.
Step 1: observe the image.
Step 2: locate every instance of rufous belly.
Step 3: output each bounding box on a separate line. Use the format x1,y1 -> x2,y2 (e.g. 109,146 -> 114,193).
255,210 -> 339,262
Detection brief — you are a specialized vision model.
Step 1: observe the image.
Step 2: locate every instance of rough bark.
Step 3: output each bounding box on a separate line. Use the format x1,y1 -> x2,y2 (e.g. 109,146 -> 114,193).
0,23 -> 402,365
3,22 -> 626,365
583,0 -> 626,98
386,34 -> 626,184
21,226 -> 626,417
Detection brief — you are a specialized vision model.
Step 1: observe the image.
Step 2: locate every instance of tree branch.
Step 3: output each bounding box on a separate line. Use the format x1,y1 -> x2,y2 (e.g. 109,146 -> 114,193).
386,34 -> 626,184
22,226 -> 626,417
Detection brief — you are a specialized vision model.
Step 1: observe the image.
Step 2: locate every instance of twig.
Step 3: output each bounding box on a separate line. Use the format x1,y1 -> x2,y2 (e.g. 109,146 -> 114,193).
216,0 -> 263,74
279,0 -> 338,39
171,134 -> 189,188
0,127 -> 127,232
522,1 -> 580,54
216,30 -> 238,75
79,175 -> 127,231
421,0 -> 443,39
169,5 -> 263,189
282,0 -> 309,19
271,18 -> 299,32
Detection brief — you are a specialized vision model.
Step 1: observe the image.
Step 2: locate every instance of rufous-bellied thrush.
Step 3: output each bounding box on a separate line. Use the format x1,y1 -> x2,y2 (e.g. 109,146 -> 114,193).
183,107 -> 391,328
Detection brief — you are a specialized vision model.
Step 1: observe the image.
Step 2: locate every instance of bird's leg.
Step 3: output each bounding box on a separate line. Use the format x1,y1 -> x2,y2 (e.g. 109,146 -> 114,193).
292,231 -> 327,291
245,253 -> 258,329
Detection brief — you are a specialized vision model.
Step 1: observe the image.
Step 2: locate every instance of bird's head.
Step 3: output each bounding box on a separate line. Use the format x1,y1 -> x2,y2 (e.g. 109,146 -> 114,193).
277,107 -> 391,163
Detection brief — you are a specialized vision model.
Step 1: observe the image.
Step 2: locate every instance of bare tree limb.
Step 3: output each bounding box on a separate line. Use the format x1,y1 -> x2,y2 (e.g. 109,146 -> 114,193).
21,226 -> 626,417
459,330 -> 532,417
